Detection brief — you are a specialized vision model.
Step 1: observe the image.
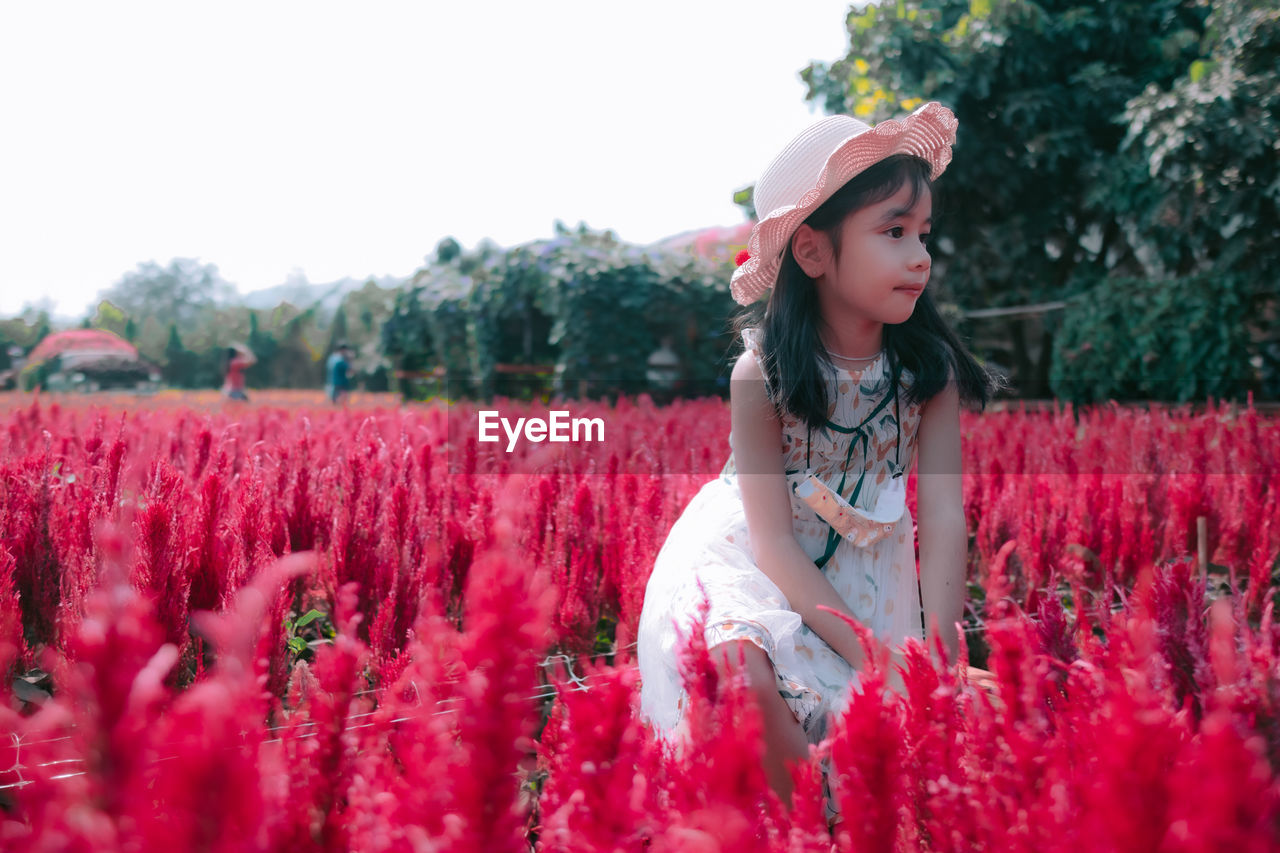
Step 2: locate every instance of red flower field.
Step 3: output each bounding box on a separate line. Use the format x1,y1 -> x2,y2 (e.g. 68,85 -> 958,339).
1,391 -> 1277,850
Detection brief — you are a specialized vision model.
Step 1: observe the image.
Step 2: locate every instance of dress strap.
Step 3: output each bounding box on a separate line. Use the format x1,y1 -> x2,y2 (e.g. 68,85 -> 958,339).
740,327 -> 771,396
810,358 -> 904,569
806,358 -> 902,470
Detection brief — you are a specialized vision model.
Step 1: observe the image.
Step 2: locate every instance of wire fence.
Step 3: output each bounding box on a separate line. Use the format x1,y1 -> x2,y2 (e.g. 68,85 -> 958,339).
0,642 -> 628,793
1,600 -> 1095,794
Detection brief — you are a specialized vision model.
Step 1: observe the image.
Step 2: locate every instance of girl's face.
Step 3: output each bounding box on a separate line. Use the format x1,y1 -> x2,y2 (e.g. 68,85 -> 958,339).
801,181 -> 933,330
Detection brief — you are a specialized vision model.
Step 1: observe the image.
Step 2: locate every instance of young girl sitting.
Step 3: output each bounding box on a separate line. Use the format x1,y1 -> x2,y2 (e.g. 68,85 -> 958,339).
637,102 -> 997,805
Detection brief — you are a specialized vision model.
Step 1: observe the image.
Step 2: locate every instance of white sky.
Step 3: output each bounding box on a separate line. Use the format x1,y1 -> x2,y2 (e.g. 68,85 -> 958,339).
0,1 -> 858,319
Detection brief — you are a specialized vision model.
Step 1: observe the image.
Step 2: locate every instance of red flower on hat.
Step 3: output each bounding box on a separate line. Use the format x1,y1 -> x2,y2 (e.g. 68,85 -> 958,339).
734,250 -> 751,267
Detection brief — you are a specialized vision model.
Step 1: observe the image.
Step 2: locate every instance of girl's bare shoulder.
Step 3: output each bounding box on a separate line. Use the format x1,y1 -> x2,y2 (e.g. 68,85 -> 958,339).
731,347 -> 764,382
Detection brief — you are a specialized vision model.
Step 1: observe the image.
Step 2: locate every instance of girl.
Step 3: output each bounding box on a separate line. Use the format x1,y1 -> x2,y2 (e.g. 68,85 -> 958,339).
636,102 -> 997,805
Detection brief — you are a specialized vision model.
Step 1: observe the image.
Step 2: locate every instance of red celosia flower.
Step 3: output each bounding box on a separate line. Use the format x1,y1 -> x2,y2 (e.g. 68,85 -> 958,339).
0,393 -> 1277,850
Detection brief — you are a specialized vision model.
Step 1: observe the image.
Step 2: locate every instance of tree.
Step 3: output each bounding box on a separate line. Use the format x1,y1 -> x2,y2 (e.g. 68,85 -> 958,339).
799,0 -> 1210,394
327,306 -> 350,355
90,300 -> 130,339
1062,0 -> 1280,401
0,313 -> 50,372
434,236 -> 462,264
1118,0 -> 1278,288
98,258 -> 236,333
163,324 -> 197,388
134,316 -> 169,367
272,316 -> 321,388
383,225 -> 736,402
245,311 -> 279,388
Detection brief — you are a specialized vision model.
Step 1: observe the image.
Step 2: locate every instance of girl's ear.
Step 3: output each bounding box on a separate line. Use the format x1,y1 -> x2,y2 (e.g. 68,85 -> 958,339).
791,225 -> 830,278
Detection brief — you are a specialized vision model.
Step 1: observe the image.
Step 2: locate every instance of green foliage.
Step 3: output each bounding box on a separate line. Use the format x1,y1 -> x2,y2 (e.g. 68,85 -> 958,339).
161,324 -> 223,389
1118,1 -> 1278,308
90,300 -> 130,339
1111,0 -> 1280,397
283,608 -> 335,663
535,224 -> 735,400
1050,272 -> 1257,405
468,242 -> 559,399
327,306 -> 350,353
334,280 -> 397,389
164,325 -> 195,387
382,226 -> 738,402
382,289 -> 435,382
19,355 -> 61,391
99,258 -> 236,332
803,0 -> 1209,306
93,259 -> 270,389
0,312 -> 50,373
799,0 -> 1280,401
245,311 -> 279,388
434,236 -> 462,264
272,316 -> 323,389
1120,1 -> 1279,268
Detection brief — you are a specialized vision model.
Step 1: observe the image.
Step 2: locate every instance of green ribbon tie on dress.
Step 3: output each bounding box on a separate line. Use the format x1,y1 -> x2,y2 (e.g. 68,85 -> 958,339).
808,360 -> 903,570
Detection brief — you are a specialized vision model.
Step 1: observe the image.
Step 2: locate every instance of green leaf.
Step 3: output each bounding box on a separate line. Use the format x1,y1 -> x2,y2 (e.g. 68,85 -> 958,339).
287,636 -> 307,654
294,609 -> 325,629
852,4 -> 877,32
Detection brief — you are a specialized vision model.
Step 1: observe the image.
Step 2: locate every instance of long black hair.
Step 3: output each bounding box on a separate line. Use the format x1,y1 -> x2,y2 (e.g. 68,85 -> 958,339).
734,153 -> 999,430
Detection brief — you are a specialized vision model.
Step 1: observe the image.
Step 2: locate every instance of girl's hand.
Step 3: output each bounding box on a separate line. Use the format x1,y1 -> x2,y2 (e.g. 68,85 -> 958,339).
882,648 -> 908,698
960,665 -> 998,696
885,665 -> 906,698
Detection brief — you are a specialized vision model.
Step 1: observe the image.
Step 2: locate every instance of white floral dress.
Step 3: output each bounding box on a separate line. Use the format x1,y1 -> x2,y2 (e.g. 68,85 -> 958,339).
637,328 -> 925,743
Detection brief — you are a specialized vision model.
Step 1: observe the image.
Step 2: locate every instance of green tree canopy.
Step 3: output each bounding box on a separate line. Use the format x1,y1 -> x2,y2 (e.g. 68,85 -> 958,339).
90,300 -> 130,340
798,0 -> 1275,401
383,226 -> 736,401
802,0 -> 1209,308
98,258 -> 237,333
1119,0 -> 1279,283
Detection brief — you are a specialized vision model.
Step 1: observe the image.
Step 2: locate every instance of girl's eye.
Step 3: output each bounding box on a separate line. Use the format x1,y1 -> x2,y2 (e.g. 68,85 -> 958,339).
887,226 -> 905,238
920,232 -> 932,245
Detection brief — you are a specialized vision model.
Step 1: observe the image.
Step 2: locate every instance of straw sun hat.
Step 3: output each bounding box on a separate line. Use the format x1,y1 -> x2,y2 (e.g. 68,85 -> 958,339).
730,101 -> 959,306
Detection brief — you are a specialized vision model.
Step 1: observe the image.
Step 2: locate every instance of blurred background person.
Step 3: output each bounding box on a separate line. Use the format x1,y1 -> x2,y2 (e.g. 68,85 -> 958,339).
222,343 -> 256,401
326,341 -> 354,404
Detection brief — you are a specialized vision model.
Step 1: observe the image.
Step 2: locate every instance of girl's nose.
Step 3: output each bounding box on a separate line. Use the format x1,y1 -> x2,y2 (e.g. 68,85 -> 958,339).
910,244 -> 931,272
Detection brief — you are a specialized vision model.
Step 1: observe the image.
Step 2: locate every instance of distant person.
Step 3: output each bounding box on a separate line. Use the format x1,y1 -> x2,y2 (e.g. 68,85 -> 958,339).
326,342 -> 354,403
222,344 -> 256,401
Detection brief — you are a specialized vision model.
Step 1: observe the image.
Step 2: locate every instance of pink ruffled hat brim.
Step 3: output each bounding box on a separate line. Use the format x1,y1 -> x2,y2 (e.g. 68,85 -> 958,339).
730,102 -> 958,306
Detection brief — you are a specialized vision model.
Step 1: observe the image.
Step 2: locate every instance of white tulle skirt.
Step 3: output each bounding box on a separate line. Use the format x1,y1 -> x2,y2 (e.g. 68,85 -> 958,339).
636,473 -> 923,743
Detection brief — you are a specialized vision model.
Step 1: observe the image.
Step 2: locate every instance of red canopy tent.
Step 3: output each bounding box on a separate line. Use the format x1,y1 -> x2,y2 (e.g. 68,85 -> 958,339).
24,329 -> 155,390
28,329 -> 139,367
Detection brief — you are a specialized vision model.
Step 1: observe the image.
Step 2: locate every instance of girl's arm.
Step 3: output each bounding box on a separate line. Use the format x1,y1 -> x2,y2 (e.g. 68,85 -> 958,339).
730,350 -> 867,671
915,374 -> 967,664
